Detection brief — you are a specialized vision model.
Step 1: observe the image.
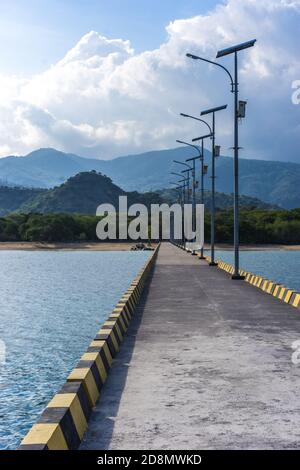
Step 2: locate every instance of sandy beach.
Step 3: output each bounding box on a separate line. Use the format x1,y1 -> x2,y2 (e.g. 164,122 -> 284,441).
0,242 -> 149,251
0,241 -> 298,251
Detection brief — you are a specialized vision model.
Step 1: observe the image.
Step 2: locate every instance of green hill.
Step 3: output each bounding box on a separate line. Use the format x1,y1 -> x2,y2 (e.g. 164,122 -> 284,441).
0,186 -> 46,216
20,171 -> 126,214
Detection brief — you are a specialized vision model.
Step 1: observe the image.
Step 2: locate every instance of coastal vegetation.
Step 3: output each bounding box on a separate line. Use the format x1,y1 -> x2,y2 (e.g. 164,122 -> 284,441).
0,209 -> 299,244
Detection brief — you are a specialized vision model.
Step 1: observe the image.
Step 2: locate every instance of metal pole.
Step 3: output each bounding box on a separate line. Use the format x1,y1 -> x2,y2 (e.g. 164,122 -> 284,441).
192,160 -> 196,228
210,113 -> 217,266
181,185 -> 184,247
199,139 -> 205,259
191,160 -> 196,254
187,170 -> 191,204
183,179 -> 186,249
232,51 -> 243,279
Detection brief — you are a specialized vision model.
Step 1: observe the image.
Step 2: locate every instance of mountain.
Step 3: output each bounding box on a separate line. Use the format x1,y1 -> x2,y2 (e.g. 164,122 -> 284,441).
0,149 -> 105,188
0,186 -> 46,216
20,172 -> 126,214
18,172 -> 165,214
0,147 -> 299,208
0,172 -> 277,216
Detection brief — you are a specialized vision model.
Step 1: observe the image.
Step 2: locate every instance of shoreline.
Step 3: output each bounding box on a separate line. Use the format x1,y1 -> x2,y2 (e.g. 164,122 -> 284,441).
0,241 -> 299,251
211,244 -> 300,251
0,242 -> 145,251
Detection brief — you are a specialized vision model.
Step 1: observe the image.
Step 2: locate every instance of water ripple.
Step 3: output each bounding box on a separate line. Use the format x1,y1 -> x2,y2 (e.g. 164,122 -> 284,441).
0,250 -> 150,449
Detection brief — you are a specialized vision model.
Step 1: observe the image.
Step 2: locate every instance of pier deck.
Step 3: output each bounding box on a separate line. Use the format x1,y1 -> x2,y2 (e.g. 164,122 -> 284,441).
81,242 -> 300,450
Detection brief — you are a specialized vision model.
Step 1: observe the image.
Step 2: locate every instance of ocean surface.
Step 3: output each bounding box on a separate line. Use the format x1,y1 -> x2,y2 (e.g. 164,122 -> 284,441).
0,250 -> 150,450
214,250 -> 300,291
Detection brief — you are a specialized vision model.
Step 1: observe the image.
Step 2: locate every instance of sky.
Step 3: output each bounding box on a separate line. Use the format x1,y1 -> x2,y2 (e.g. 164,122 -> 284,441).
0,0 -> 299,162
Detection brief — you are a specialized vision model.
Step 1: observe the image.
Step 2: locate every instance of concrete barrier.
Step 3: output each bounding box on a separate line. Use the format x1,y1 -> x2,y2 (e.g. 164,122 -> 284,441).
171,243 -> 299,312
211,256 -> 300,311
19,381 -> 91,450
19,244 -> 160,450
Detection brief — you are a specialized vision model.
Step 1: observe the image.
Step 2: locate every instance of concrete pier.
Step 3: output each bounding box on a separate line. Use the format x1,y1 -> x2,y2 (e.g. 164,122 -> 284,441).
81,242 -> 300,450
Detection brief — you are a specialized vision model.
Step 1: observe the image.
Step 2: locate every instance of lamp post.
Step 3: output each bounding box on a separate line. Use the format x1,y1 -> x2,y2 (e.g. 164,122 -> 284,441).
179,115 -> 213,259
176,140 -> 202,255
180,113 -> 212,135
192,105 -> 227,266
187,39 -> 256,279
169,181 -> 182,243
171,172 -> 186,245
173,160 -> 192,249
173,160 -> 192,203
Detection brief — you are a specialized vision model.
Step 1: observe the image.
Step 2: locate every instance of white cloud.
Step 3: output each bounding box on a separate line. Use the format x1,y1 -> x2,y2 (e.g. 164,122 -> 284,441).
0,0 -> 299,162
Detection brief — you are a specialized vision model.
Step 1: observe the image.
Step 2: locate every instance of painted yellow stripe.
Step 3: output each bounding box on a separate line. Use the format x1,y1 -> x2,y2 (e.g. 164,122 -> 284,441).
47,393 -> 87,440
20,423 -> 68,450
273,285 -> 282,297
81,352 -> 107,383
284,290 -> 294,304
110,313 -> 127,332
67,368 -> 99,407
104,321 -> 123,341
278,287 -> 287,300
292,294 -> 300,307
267,282 -> 274,294
98,328 -> 120,352
89,341 -> 113,367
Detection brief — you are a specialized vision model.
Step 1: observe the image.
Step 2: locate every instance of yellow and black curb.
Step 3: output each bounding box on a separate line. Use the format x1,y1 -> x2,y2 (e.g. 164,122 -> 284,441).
19,244 -> 160,450
171,242 -> 300,311
204,255 -> 300,310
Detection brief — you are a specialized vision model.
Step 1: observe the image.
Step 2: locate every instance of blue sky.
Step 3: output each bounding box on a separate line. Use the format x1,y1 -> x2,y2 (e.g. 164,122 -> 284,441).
0,0 -> 299,163
0,0 -> 220,75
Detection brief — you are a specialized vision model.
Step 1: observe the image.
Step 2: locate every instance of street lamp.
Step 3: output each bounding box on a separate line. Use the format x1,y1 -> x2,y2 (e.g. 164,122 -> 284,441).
176,139 -> 203,256
180,113 -> 212,134
171,172 -> 184,178
187,39 -> 256,279
193,105 -> 227,266
179,115 -> 213,259
173,160 -> 192,204
173,160 -> 192,249
169,182 -> 184,245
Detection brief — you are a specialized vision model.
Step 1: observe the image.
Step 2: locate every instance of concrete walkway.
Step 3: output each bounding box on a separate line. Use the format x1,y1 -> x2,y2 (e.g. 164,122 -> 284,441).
81,243 -> 300,450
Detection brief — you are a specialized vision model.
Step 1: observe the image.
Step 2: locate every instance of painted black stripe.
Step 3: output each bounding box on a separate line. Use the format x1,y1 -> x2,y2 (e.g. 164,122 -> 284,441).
123,307 -> 131,322
108,316 -> 126,335
124,304 -> 132,318
290,292 -> 298,304
19,444 -> 48,450
76,360 -> 103,391
117,308 -> 130,324
38,407 -> 80,450
103,323 -> 122,344
98,347 -> 110,372
95,334 -> 117,357
121,311 -> 130,327
58,381 -> 91,422
86,346 -> 110,373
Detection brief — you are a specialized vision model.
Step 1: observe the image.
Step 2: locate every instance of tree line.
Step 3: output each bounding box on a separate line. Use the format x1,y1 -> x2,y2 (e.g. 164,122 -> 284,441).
0,209 -> 299,244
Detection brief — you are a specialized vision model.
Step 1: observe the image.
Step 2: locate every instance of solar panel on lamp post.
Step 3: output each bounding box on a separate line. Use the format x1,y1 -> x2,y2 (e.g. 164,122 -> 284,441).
187,39 -> 256,279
